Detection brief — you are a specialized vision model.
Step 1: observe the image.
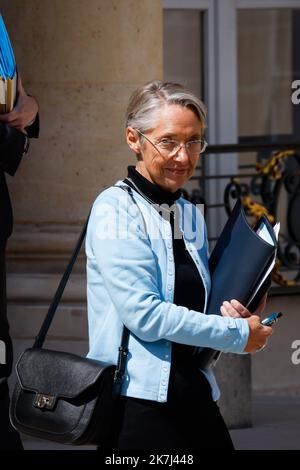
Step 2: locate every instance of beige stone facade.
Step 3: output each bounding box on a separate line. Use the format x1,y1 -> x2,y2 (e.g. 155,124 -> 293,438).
3,0 -> 298,434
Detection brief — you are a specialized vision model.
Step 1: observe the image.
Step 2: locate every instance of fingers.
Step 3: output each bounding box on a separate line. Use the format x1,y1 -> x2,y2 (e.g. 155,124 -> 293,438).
244,317 -> 273,353
230,299 -> 251,317
220,305 -> 230,317
251,316 -> 273,336
0,112 -> 12,122
220,299 -> 251,318
0,110 -> 17,124
0,113 -> 27,133
221,301 -> 241,318
262,324 -> 273,338
257,326 -> 273,350
220,301 -> 240,318
0,93 -> 37,130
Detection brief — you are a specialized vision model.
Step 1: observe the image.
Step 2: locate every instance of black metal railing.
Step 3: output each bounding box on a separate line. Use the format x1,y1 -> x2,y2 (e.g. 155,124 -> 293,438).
183,142 -> 300,294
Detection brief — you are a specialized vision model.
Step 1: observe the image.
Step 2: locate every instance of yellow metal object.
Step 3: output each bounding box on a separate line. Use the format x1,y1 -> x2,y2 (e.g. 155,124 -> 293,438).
256,150 -> 295,180
254,150 -> 298,286
272,259 -> 297,287
229,149 -> 299,287
241,196 -> 275,224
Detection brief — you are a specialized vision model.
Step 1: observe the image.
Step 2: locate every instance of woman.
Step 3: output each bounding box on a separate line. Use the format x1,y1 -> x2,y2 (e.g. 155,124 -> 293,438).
86,81 -> 272,451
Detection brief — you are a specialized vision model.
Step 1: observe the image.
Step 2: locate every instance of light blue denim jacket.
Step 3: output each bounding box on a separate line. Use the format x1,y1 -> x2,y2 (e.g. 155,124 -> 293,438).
86,181 -> 249,402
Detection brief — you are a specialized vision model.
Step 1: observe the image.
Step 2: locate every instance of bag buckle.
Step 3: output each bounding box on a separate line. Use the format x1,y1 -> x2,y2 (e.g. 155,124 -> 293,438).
34,393 -> 56,410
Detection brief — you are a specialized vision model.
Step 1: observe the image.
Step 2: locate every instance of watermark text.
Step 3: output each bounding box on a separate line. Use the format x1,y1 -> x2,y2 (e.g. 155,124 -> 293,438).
292,80 -> 300,105
291,340 -> 300,365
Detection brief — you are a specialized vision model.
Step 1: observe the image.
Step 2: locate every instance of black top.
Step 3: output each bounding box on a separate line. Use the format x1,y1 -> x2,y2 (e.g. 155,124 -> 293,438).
0,115 -> 40,243
125,166 -> 205,368
0,116 -> 39,380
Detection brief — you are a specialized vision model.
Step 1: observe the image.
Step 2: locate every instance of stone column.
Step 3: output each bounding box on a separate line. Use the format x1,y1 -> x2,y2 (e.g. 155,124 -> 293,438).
1,0 -> 163,223
215,355 -> 252,428
1,0 -> 162,378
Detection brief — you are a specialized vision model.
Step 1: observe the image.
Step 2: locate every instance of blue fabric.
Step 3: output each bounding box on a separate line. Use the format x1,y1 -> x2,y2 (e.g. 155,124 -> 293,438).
0,15 -> 16,79
86,181 -> 250,402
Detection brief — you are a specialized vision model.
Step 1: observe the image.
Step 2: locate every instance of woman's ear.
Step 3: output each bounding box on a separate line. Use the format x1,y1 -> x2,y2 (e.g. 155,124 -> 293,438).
126,127 -> 141,155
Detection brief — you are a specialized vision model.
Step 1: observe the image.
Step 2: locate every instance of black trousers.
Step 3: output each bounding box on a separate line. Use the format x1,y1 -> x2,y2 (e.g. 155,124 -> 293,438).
100,361 -> 234,452
0,380 -> 23,450
0,243 -> 13,379
0,243 -> 23,450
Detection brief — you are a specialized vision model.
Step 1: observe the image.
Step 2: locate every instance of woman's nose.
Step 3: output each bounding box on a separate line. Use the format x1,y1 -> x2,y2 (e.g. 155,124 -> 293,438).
173,145 -> 189,162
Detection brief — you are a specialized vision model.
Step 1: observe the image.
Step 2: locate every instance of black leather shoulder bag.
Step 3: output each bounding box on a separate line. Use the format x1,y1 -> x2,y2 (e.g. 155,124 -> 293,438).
9,185 -> 138,446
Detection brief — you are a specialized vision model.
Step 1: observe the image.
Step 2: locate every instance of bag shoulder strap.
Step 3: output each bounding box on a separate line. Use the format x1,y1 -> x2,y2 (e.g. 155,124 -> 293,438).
33,213 -> 91,348
33,183 -> 151,389
117,179 -> 149,232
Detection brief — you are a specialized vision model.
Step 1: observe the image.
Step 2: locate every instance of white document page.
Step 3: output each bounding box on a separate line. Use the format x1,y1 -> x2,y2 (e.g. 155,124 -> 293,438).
246,222 -> 280,307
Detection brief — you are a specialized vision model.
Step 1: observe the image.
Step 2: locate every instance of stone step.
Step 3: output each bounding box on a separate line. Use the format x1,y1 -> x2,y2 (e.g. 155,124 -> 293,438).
7,272 -> 86,302
8,303 -> 88,340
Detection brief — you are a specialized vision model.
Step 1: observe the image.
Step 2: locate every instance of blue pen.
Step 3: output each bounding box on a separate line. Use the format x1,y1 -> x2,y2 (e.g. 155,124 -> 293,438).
261,312 -> 283,326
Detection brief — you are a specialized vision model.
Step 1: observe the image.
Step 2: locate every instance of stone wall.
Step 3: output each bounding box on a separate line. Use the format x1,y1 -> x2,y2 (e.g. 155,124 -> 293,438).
1,0 -> 163,225
1,0 -> 257,430
252,293 -> 300,395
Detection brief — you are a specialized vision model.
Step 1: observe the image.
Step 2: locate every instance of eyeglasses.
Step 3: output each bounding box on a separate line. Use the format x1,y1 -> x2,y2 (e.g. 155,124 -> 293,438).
135,129 -> 208,157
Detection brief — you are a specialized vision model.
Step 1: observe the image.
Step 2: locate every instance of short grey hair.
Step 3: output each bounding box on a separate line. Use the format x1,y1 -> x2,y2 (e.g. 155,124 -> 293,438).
126,80 -> 206,134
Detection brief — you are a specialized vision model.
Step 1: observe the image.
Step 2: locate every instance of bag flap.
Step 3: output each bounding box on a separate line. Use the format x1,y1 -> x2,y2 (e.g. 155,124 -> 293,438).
16,348 -> 115,399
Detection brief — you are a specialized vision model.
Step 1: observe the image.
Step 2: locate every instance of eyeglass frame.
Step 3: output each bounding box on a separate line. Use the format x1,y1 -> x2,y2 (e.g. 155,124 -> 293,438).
134,129 -> 208,158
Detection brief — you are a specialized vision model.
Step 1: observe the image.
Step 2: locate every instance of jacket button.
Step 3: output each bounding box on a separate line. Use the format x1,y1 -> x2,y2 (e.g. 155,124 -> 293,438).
167,285 -> 172,291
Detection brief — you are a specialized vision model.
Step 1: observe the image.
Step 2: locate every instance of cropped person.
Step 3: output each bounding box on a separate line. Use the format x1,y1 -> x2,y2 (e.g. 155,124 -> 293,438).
0,76 -> 39,450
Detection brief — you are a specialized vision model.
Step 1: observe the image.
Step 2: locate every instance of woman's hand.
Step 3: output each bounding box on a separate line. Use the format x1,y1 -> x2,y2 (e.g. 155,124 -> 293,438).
220,295 -> 272,353
244,315 -> 273,353
0,76 -> 38,134
220,293 -> 268,319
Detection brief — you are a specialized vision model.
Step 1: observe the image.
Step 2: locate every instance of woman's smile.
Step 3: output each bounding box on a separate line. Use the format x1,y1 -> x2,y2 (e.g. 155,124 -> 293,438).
165,168 -> 188,175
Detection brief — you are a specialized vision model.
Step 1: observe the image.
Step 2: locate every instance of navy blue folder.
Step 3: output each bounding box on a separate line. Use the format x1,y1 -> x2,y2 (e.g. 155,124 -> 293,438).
197,198 -> 277,369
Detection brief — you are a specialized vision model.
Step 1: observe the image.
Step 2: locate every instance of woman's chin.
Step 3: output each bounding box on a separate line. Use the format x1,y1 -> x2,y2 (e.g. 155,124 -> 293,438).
161,173 -> 189,191
160,178 -> 185,193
